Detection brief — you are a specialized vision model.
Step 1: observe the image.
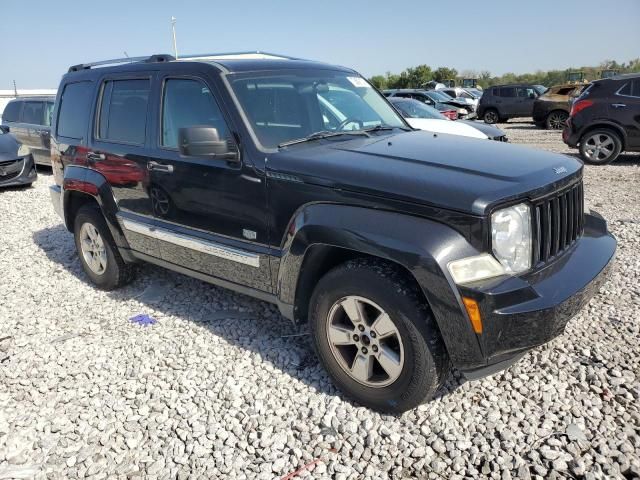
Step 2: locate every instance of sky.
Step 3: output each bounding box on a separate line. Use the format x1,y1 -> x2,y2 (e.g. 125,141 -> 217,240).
1,0 -> 639,89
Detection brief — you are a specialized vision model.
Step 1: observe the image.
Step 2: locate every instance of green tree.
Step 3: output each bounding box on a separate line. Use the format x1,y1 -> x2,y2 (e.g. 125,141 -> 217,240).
369,75 -> 387,90
404,64 -> 433,88
432,67 -> 458,83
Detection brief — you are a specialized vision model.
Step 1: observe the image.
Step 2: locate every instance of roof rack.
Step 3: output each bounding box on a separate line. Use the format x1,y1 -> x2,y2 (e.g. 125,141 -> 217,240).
176,51 -> 302,61
68,54 -> 175,73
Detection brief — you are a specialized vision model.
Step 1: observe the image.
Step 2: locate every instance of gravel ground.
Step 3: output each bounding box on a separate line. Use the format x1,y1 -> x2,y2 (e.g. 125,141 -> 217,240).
0,123 -> 639,480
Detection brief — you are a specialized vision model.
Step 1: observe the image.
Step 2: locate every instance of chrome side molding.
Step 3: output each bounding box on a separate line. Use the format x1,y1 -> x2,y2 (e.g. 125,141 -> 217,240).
119,217 -> 260,268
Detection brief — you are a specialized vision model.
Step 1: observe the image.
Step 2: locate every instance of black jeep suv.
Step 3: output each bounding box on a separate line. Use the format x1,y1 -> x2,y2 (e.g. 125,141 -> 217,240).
563,73 -> 640,164
478,84 -> 541,123
49,52 -> 616,413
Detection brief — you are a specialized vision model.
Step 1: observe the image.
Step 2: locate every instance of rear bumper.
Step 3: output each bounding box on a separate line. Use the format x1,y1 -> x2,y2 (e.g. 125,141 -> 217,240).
562,119 -> 580,147
457,211 -> 615,379
0,154 -> 37,188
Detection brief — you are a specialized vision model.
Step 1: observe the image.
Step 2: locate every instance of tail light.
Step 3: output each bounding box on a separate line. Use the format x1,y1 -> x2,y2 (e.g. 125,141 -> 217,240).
444,110 -> 456,120
570,99 -> 593,117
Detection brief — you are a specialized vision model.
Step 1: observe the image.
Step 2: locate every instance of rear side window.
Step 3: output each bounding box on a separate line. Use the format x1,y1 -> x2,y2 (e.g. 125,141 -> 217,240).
44,102 -> 54,126
57,82 -> 93,139
618,80 -> 640,98
22,102 -> 44,125
161,78 -> 230,148
499,87 -> 516,97
2,101 -> 21,122
98,79 -> 150,144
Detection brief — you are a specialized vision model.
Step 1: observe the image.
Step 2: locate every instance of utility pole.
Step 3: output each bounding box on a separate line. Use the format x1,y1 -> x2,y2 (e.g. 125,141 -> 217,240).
171,17 -> 178,59
13,80 -> 17,97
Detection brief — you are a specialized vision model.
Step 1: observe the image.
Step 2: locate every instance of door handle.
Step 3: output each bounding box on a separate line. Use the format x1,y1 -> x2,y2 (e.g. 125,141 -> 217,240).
611,103 -> 627,108
86,152 -> 105,162
147,161 -> 174,173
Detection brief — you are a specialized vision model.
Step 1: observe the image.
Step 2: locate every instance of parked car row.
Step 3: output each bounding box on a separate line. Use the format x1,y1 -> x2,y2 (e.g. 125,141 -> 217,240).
383,89 -> 475,119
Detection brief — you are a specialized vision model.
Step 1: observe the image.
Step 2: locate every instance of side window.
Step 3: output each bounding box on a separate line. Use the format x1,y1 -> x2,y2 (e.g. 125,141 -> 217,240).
98,79 -> 150,144
491,87 -> 499,96
500,87 -> 516,97
633,80 -> 640,97
517,87 -> 536,98
619,80 -> 640,98
44,102 -> 55,126
2,101 -> 22,122
161,78 -> 230,149
618,82 -> 631,96
22,102 -> 44,125
57,82 -> 93,139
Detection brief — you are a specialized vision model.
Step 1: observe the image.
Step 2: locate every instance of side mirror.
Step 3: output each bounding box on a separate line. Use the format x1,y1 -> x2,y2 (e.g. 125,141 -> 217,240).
528,93 -> 536,99
178,126 -> 238,161
0,125 -> 9,134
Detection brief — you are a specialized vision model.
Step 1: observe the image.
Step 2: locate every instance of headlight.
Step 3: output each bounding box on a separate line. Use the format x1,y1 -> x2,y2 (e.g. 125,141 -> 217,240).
491,203 -> 532,274
17,144 -> 30,157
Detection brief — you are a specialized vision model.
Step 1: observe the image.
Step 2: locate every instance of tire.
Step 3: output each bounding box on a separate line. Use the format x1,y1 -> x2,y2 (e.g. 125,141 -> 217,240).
579,129 -> 622,165
73,205 -> 135,290
483,109 -> 499,124
545,110 -> 569,130
309,258 -> 450,413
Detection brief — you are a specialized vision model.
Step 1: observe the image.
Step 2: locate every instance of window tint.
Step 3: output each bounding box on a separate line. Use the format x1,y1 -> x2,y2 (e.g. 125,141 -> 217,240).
2,101 -> 21,122
44,102 -> 54,127
161,78 -> 230,148
22,102 -> 44,125
633,80 -> 640,97
619,80 -> 640,97
57,82 -> 93,139
516,87 -> 536,98
500,87 -> 516,97
98,79 -> 149,144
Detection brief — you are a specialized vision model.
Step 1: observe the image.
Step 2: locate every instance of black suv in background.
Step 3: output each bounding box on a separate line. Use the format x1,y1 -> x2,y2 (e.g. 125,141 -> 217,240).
49,52 -> 615,412
1,96 -> 56,165
477,84 -> 540,123
563,73 -> 640,164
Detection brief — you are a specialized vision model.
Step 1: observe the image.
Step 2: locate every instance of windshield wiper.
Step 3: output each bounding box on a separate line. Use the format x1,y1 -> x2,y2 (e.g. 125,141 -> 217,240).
363,124 -> 410,133
278,130 -> 369,148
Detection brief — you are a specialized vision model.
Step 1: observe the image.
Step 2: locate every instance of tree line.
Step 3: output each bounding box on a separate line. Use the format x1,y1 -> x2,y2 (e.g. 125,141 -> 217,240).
368,59 -> 640,90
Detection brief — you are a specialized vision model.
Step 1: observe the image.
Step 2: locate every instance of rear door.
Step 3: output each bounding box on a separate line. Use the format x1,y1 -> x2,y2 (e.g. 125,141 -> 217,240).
615,79 -> 640,148
144,74 -> 271,291
498,87 -> 517,116
4,101 -> 29,145
88,75 -> 161,259
22,101 -> 51,165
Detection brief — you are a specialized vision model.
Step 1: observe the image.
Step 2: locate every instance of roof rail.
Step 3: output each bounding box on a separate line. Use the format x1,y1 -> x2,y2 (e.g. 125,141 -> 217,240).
176,51 -> 302,61
68,54 -> 175,73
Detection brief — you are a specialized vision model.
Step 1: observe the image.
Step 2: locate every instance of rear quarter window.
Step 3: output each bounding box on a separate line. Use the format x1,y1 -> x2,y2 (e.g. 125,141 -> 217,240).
2,101 -> 22,122
57,82 -> 93,139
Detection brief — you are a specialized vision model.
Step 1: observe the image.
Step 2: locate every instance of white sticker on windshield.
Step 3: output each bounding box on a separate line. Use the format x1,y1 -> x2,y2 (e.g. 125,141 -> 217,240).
347,76 -> 370,88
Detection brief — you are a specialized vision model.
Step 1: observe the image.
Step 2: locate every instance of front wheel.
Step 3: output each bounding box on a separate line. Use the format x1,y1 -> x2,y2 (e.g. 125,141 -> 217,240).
309,259 -> 449,413
579,129 -> 622,165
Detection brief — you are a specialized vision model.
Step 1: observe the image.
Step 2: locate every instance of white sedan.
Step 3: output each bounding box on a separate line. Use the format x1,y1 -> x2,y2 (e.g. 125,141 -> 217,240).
388,97 -> 488,140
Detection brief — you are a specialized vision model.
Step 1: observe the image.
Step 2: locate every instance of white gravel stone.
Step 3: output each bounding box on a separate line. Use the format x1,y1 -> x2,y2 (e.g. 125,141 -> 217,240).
0,123 -> 638,478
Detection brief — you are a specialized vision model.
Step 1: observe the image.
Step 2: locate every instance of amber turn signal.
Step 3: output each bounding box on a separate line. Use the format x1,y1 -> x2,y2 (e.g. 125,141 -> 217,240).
462,297 -> 483,334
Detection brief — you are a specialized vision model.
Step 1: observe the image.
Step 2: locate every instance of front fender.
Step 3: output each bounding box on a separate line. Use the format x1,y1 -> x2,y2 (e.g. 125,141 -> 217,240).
62,165 -> 131,254
276,203 -> 486,369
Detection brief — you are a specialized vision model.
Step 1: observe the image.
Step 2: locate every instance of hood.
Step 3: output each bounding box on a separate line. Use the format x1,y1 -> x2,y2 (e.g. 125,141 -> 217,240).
457,120 -> 505,138
406,118 -> 488,140
269,130 -> 582,215
0,133 -> 19,157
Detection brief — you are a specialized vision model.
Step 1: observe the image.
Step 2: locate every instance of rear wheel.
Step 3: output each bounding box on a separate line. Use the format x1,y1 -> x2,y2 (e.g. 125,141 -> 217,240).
483,109 -> 499,124
309,259 -> 449,413
74,205 -> 135,290
579,129 -> 622,165
545,110 -> 569,130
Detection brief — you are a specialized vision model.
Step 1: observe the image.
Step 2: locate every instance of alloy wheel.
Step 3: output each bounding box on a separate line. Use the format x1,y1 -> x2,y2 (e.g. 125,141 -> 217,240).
484,111 -> 498,124
583,133 -> 616,162
547,111 -> 568,129
79,222 -> 107,275
326,295 -> 404,388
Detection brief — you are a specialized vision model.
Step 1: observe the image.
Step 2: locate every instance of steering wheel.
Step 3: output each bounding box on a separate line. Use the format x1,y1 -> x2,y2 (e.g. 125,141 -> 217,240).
337,118 -> 363,131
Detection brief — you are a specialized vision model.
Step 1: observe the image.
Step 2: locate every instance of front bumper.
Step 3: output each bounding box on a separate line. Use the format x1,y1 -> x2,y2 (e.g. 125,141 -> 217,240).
457,211 -> 615,379
0,154 -> 37,188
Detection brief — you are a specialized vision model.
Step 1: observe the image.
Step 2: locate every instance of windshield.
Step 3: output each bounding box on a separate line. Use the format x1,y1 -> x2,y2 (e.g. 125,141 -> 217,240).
533,85 -> 548,95
426,90 -> 454,102
228,70 -> 406,149
391,99 -> 446,120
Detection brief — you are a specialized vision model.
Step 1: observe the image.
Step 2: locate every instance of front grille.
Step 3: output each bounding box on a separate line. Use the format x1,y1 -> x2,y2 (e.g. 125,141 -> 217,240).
0,158 -> 23,182
532,181 -> 584,266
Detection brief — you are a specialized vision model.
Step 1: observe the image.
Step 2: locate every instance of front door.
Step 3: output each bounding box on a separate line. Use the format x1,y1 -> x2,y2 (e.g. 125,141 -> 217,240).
145,75 -> 271,292
515,86 -> 537,116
